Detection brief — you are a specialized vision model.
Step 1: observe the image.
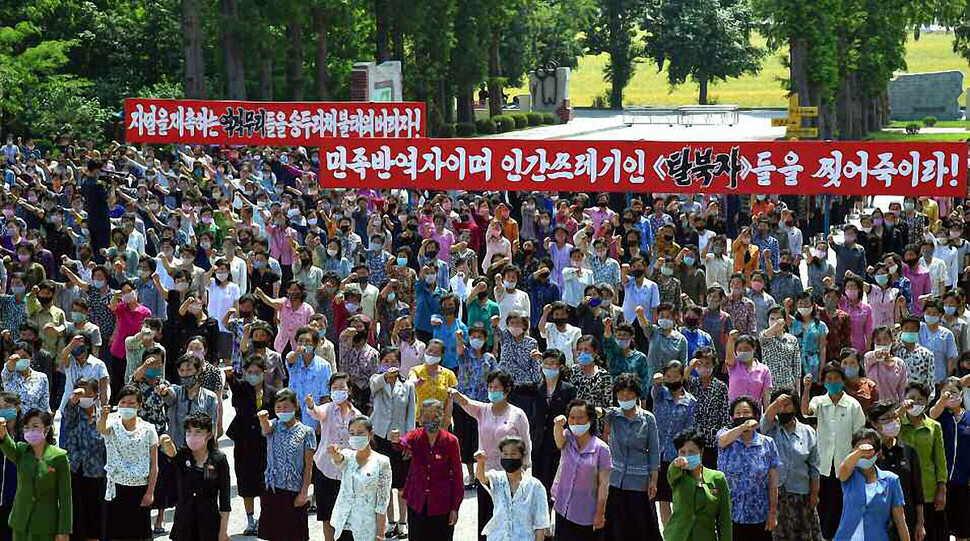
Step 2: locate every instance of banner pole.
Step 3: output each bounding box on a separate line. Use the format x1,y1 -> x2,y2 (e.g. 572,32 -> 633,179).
823,194 -> 831,236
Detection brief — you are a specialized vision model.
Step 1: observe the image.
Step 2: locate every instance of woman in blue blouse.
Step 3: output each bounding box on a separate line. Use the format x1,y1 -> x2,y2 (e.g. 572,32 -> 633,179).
835,428 -> 910,541
651,360 -> 697,526
717,396 -> 780,541
927,376 -> 970,540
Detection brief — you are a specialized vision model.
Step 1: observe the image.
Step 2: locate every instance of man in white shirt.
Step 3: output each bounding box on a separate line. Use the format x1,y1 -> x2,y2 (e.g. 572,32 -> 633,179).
921,237 -> 950,295
621,256 -> 660,323
538,302 -> 581,365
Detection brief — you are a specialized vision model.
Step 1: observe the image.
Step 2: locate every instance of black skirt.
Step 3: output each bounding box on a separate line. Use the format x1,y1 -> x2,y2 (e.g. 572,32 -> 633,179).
451,405 -> 479,463
372,435 -> 409,489
948,481 -> 970,538
152,454 -> 178,510
258,489 -> 309,541
655,461 -> 673,502
103,483 -> 152,539
605,485 -> 661,541
71,473 -> 105,541
233,437 -> 267,497
313,469 -> 341,522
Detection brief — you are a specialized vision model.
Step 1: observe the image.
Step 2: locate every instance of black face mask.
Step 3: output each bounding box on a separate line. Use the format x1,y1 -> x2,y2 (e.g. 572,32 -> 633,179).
353,331 -> 367,344
630,269 -> 645,278
683,318 -> 699,328
779,263 -> 793,273
731,416 -> 756,428
477,291 -> 488,301
776,411 -> 796,425
440,306 -> 456,316
357,277 -> 369,286
38,296 -> 53,305
252,340 -> 269,350
500,457 -> 523,473
664,380 -> 683,392
426,250 -> 439,259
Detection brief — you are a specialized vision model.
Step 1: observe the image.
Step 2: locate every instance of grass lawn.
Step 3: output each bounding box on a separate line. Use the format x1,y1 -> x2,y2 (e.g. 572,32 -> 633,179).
512,32 -> 970,108
864,131 -> 970,141
887,120 -> 970,128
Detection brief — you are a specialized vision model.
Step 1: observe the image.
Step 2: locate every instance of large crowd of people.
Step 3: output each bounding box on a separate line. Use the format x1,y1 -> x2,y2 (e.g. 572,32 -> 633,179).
0,134 -> 969,541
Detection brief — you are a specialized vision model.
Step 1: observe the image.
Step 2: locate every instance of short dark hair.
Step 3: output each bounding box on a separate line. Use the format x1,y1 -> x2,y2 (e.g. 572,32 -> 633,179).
613,373 -> 642,397
867,400 -> 898,425
729,396 -> 762,420
486,370 -> 513,392
566,398 -> 598,434
498,436 -> 527,456
851,427 -> 881,448
116,385 -> 143,404
905,381 -> 930,399
673,427 -> 706,450
820,362 -> 846,381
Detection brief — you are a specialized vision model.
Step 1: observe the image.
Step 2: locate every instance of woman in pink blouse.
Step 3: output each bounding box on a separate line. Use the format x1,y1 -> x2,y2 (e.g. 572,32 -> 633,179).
448,370 -> 532,541
481,222 -> 512,274
864,326 -> 909,404
866,263 -> 900,330
838,275 -> 873,352
901,246 -> 931,316
254,281 -> 315,356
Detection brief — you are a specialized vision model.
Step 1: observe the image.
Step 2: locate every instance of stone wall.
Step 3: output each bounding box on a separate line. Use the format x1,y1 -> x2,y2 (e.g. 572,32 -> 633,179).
888,70 -> 963,121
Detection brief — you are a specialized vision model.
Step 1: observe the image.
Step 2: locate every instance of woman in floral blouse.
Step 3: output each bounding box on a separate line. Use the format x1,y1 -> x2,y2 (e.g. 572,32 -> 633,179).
62,377 -> 106,541
685,348 -> 731,468
454,323 -> 498,487
717,396 -> 780,541
564,335 -> 613,409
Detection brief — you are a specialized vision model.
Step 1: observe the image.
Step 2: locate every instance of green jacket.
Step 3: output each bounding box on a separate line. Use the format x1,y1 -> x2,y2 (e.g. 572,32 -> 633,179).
0,434 -> 72,536
664,464 -> 732,541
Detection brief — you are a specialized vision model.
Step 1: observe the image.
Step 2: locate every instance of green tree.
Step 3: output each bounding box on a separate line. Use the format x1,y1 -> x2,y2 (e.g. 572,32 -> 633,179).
644,0 -> 765,105
26,77 -> 111,141
0,21 -> 75,133
585,0 -> 647,109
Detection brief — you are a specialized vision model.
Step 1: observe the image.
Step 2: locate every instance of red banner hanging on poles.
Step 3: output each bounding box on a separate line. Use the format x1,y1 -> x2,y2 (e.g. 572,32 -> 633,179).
317,138 -> 967,196
124,98 -> 427,145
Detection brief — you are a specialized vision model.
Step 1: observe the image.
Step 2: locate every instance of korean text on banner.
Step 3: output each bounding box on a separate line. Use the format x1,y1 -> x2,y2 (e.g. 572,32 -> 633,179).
318,138 -> 967,196
124,98 -> 426,145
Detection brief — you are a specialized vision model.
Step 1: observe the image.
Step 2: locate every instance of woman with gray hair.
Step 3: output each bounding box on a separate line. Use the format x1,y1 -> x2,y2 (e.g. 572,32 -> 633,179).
390,399 -> 464,540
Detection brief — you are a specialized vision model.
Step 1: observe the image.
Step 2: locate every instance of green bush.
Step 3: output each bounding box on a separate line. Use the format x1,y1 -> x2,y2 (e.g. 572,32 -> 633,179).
436,123 -> 456,138
592,95 -> 608,109
511,113 -> 528,129
455,122 -> 476,137
542,112 -> 556,124
906,123 -> 921,135
475,119 -> 496,135
526,112 -> 542,126
492,115 -> 515,133
923,116 -> 938,127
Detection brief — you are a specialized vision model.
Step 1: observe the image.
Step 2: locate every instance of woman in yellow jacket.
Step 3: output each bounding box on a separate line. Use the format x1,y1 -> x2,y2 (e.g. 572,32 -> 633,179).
664,427 -> 732,541
0,409 -> 72,541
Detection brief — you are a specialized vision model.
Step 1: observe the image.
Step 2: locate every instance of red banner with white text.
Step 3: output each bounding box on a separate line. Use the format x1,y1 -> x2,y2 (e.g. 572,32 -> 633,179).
124,98 -> 426,145
317,138 -> 967,195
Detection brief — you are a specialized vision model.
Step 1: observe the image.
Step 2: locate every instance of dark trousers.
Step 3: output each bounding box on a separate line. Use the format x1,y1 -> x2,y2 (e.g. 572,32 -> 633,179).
732,521 -> 772,541
109,352 -> 127,404
818,472 -> 843,539
408,504 -> 454,541
556,512 -> 598,541
477,481 -> 492,541
922,503 -> 948,541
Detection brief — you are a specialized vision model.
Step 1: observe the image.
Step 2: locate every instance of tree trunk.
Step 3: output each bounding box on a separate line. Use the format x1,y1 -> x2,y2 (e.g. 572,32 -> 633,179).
259,57 -> 274,100
182,0 -> 206,99
442,82 -> 455,123
375,0 -> 391,62
314,6 -> 330,100
488,33 -> 503,117
287,17 -> 305,100
457,84 -> 475,123
698,75 -> 709,105
221,0 -> 246,99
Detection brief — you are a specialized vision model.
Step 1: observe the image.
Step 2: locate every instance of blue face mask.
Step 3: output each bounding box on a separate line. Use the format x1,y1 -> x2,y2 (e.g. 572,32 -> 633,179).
844,367 -> 859,379
277,411 -> 295,423
569,423 -> 590,436
0,408 -> 16,422
488,391 -> 505,403
824,382 -> 845,395
618,399 -> 637,410
542,368 -> 559,380
683,256 -> 695,267
856,456 -> 876,470
244,373 -> 263,386
684,454 -> 702,470
331,390 -> 349,404
469,338 -> 485,350
397,257 -> 408,267
615,339 -> 631,349
577,352 -> 594,365
14,359 -> 29,372
900,331 -> 920,343
925,315 -> 940,325
145,367 -> 162,379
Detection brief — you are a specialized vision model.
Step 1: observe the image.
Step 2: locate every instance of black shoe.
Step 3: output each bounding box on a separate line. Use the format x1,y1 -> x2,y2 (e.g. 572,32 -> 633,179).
385,524 -> 399,539
397,525 -> 409,540
243,523 -> 258,536
307,503 -> 317,513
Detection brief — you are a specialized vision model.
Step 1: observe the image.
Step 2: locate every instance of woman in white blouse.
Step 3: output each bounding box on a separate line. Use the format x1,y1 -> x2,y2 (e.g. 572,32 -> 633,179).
474,436 -> 550,541
325,415 -> 393,541
97,384 -> 159,540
